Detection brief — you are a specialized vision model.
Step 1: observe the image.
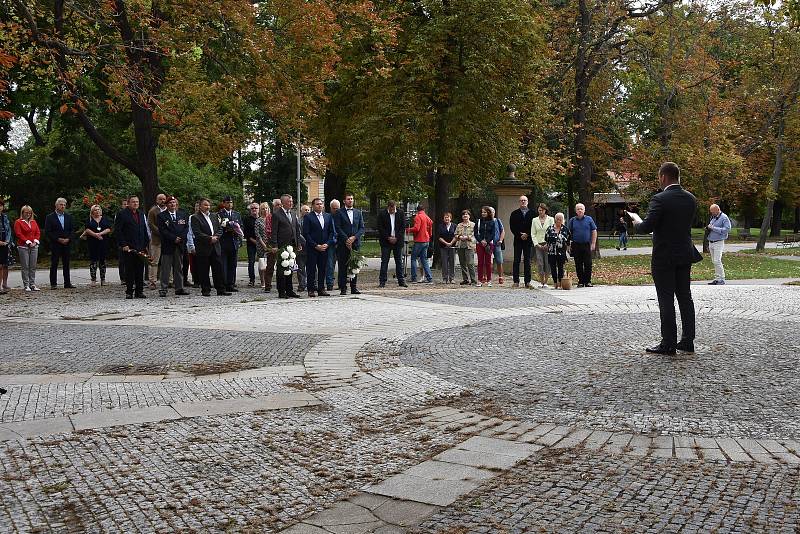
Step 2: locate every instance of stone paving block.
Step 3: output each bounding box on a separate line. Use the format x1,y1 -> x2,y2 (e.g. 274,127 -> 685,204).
583,430 -> 613,450
348,493 -> 391,511
602,433 -> 633,454
698,448 -> 727,462
757,439 -> 789,454
282,523 -> 330,534
735,438 -> 768,455
457,436 -> 541,460
0,417 -> 74,440
517,424 -> 555,443
771,452 -> 800,465
653,436 -> 674,450
372,498 -> 440,527
650,448 -> 673,459
458,417 -> 505,435
0,373 -> 94,385
675,447 -> 699,460
71,406 -> 181,431
781,440 -> 800,455
551,429 -> 592,449
478,420 -> 518,437
304,501 -> 381,531
365,474 -> 481,507
693,437 -> 719,449
171,392 -> 321,418
434,448 -> 523,471
536,426 -> 571,447
674,436 -> 695,449
403,461 -> 496,482
627,436 -> 652,457
750,453 -> 777,464
716,438 -> 750,462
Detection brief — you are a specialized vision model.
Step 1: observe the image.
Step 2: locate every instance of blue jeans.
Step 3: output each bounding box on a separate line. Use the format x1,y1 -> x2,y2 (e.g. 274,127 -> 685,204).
326,246 -> 336,288
618,232 -> 628,249
411,242 -> 433,282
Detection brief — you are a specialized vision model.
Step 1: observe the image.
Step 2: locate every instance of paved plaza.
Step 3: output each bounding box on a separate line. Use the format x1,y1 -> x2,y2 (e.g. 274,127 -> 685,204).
1,277 -> 799,532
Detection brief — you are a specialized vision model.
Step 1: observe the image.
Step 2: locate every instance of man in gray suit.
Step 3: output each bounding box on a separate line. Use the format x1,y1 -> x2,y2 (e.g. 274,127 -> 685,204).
190,198 -> 230,297
269,194 -> 302,299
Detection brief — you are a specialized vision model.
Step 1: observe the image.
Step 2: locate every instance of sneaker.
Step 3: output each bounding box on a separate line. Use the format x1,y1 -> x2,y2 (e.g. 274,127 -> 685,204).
487,281 -> 492,287
623,247 -> 627,250
526,281 -> 535,288
25,287 -> 31,292
615,246 -> 620,250
476,282 -> 482,287
718,280 -> 726,285
31,285 -> 40,291
460,280 -> 470,285
577,283 -> 585,288
585,282 -> 594,287
512,282 -> 519,288
541,283 -> 549,289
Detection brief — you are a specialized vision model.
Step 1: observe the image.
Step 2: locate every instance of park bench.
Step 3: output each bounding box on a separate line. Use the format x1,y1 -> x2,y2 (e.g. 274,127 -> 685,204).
776,233 -> 800,248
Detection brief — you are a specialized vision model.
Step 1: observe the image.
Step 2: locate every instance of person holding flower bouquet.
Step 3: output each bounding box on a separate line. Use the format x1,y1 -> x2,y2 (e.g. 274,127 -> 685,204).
218,195 -> 243,292
333,193 -> 365,295
269,194 -> 302,298
302,198 -> 336,297
114,195 -> 150,299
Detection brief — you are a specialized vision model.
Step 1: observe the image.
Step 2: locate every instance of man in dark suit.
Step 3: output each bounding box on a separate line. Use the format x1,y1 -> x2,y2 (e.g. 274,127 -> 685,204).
44,197 -> 76,289
190,198 -> 230,297
269,194 -> 302,299
509,195 -> 535,288
156,196 -> 190,297
218,195 -> 242,292
114,195 -> 151,298
334,193 -> 365,295
302,198 -> 336,297
377,200 -> 408,288
631,162 -> 699,355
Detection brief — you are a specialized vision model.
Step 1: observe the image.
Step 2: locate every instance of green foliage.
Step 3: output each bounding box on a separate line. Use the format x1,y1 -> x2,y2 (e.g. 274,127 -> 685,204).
155,150 -> 244,209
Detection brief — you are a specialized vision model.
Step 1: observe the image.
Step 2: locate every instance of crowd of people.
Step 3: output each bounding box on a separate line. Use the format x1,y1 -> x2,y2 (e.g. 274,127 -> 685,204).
0,184 -> 733,298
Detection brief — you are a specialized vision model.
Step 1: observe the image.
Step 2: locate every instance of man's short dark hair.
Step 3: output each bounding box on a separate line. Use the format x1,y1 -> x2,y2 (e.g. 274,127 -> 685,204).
198,197 -> 210,205
127,194 -> 139,202
387,200 -> 397,208
312,197 -> 322,204
659,162 -> 680,183
344,192 -> 354,198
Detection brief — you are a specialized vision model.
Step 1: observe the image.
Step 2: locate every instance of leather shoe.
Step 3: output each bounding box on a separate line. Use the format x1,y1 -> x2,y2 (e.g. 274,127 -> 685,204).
125,294 -> 133,299
217,291 -> 232,296
175,290 -> 190,296
308,291 -> 317,297
64,284 -> 77,289
135,293 -> 147,299
227,286 -> 239,292
288,292 -> 301,298
676,340 -> 695,353
645,344 -> 676,355
279,294 -> 289,299
318,290 -> 331,297
378,283 -> 386,288
350,288 -> 361,295
398,281 -> 408,287
340,289 -> 347,295
201,292 -> 211,297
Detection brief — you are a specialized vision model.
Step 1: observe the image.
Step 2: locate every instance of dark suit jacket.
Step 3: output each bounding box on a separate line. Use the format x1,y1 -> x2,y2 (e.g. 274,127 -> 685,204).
302,212 -> 336,250
44,211 -> 74,245
190,211 -> 223,257
377,209 -> 406,246
114,208 -> 150,251
334,207 -> 364,250
269,209 -> 301,249
217,209 -> 242,252
157,209 -> 189,256
634,184 -> 699,269
509,208 -> 535,242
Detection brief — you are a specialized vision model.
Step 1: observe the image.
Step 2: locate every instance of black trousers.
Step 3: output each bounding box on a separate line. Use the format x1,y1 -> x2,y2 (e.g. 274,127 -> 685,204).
276,269 -> 294,296
49,242 -> 71,286
652,263 -> 695,346
548,255 -> 565,284
123,250 -> 144,296
379,242 -> 405,284
512,239 -> 532,284
337,244 -> 358,290
307,247 -> 328,292
118,249 -> 127,283
246,243 -> 258,283
195,250 -> 225,294
220,246 -> 237,289
571,242 -> 592,284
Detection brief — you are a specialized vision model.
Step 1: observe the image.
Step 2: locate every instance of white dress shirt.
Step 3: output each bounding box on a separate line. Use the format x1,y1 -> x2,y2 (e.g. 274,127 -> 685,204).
316,212 -> 325,229
346,208 -> 354,224
389,212 -> 396,237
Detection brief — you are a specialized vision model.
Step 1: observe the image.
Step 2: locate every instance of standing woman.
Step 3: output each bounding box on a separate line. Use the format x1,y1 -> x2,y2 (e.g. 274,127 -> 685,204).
473,206 -> 496,287
545,212 -> 571,289
530,203 -> 554,288
14,205 -> 41,291
255,202 -> 275,291
489,207 -> 506,284
0,199 -> 14,293
438,212 -> 457,283
455,210 -> 477,286
82,204 -> 113,286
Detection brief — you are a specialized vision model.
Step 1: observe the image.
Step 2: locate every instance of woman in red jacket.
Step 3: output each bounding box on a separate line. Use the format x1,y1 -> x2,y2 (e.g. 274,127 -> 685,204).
14,205 -> 41,291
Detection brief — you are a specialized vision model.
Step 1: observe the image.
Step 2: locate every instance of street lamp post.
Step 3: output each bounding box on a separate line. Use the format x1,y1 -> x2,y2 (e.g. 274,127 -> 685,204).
296,140 -> 302,212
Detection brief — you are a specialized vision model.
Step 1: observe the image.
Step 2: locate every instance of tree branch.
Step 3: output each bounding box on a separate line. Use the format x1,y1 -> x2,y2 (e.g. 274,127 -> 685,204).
74,109 -> 141,175
24,106 -> 45,146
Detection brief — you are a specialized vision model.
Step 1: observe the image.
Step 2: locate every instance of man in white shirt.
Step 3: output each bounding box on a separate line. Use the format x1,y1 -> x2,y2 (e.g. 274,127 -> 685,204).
377,200 -> 408,288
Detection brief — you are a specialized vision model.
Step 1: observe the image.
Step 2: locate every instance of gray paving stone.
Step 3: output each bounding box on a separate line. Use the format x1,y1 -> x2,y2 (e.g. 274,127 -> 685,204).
70,406 -> 181,431
433,448 -> 525,470
365,474 -> 481,507
0,417 -> 74,439
456,436 -> 541,460
348,493 -> 391,511
583,430 -> 613,450
675,448 -> 699,460
305,501 -> 379,527
282,523 -> 330,534
372,499 -> 439,527
170,392 -> 321,418
403,461 -> 496,482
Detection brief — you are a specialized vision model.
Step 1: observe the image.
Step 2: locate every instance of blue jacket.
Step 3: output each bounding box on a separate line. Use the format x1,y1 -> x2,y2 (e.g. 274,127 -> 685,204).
302,211 -> 336,250
0,213 -> 14,247
708,212 -> 731,242
474,218 -> 495,244
334,207 -> 364,250
157,209 -> 190,256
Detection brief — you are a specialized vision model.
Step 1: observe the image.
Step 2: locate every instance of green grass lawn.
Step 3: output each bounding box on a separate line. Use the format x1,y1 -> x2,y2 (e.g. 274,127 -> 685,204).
590,252 -> 800,285
739,247 -> 800,256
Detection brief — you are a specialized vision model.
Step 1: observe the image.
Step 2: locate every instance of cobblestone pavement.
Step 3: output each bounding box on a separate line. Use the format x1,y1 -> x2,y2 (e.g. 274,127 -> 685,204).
0,323 -> 321,375
1,283 -> 799,532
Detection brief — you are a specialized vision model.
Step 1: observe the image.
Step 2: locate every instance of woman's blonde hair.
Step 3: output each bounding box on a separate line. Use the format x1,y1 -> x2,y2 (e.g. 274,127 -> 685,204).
20,205 -> 35,219
259,202 -> 270,217
90,204 -> 102,215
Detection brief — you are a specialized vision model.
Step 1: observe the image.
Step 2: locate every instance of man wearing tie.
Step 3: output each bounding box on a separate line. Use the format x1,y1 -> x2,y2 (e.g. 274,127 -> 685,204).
156,196 -> 190,297
269,194 -> 302,299
218,195 -> 242,292
44,197 -> 76,289
377,200 -> 408,288
334,193 -> 365,295
302,198 -> 336,297
114,195 -> 150,299
190,198 -> 230,297
630,162 -> 700,355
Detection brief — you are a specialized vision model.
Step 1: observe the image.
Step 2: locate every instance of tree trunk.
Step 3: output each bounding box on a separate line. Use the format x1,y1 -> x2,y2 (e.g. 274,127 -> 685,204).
131,103 -> 159,209
323,169 -> 346,211
757,117 -> 785,252
432,168 -> 451,269
794,206 -> 799,234
770,199 -> 783,237
369,192 -> 379,216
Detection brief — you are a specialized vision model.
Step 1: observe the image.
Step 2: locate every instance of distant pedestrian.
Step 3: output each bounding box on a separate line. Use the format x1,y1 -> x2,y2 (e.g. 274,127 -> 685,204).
407,205 -> 434,284
545,213 -> 571,289
489,207 -> 506,284
147,193 -> 167,289
474,206 -> 495,287
455,210 -> 477,285
530,203 -> 554,289
509,195 -> 535,288
707,204 -> 731,285
567,203 -> 597,287
438,212 -> 457,284
13,205 -> 40,291
0,199 -> 15,292
615,216 -> 628,250
243,202 -> 260,287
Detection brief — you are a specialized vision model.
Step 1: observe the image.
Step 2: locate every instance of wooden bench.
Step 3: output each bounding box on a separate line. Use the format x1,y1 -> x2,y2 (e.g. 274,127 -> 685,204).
776,233 -> 800,248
